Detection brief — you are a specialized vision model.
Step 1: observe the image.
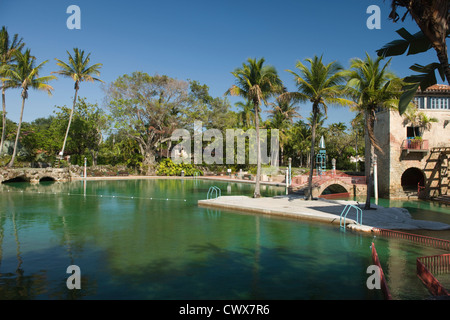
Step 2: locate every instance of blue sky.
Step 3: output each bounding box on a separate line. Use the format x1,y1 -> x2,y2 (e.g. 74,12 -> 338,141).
0,0 -> 438,127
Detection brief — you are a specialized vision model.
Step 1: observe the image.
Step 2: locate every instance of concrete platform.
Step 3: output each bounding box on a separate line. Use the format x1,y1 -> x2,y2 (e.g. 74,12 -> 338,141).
198,195 -> 450,233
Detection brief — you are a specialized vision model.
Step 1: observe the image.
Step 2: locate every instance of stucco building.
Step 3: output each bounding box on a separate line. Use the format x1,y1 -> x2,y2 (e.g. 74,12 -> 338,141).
374,84 -> 450,199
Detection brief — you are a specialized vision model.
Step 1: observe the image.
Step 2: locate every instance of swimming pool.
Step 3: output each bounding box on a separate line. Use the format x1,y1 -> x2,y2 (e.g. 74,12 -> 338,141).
0,179 -> 446,299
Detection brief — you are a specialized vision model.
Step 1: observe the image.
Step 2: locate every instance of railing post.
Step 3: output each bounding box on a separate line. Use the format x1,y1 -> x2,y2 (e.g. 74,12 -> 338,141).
371,243 -> 392,300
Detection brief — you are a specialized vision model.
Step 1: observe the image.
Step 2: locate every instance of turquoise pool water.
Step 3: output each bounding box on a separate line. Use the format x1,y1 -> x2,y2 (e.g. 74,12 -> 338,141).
0,179 -> 447,300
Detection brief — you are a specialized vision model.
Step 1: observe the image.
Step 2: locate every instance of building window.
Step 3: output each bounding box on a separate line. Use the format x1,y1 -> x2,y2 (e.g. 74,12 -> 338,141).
414,97 -> 425,109
429,97 -> 450,109
407,126 -> 420,138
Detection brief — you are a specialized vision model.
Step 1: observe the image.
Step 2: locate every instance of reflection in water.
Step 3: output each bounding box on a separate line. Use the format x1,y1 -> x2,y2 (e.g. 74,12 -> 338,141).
13,208 -> 24,294
350,196 -> 450,240
0,179 -> 447,299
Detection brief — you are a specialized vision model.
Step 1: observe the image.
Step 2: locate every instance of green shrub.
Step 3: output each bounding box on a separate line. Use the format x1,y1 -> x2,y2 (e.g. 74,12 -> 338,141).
156,158 -> 203,176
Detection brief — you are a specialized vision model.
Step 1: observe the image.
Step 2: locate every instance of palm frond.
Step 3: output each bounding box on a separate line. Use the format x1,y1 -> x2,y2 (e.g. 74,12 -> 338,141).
53,48 -> 103,86
226,57 -> 282,106
1,49 -> 55,97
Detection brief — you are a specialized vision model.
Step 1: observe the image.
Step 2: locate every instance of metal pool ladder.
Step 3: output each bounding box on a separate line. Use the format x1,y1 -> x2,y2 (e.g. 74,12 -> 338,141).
207,186 -> 221,199
340,204 -> 363,229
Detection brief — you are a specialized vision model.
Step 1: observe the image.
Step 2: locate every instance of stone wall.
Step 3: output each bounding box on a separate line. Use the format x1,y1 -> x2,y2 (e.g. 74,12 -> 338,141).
0,168 -> 71,184
374,109 -> 450,199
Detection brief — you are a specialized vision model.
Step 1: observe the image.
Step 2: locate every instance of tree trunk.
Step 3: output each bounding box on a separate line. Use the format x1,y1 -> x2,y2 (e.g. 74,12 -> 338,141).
7,97 -> 26,168
364,110 -> 373,210
306,104 -> 318,200
91,150 -> 98,166
0,87 -> 6,156
435,47 -> 450,85
142,144 -> 156,167
254,102 -> 261,198
60,87 -> 79,158
167,140 -> 172,159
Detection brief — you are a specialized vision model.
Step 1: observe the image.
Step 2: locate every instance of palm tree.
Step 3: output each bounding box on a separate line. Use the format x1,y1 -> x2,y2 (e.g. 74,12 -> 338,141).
226,57 -> 283,198
285,120 -> 311,168
306,111 -> 328,142
417,112 -> 438,135
329,122 -> 348,136
53,48 -> 103,160
402,104 -> 420,137
388,1 -> 450,83
268,97 -> 300,127
0,26 -> 24,156
235,100 -> 255,129
2,49 -> 55,167
344,53 -> 403,209
379,1 -> 450,113
350,113 -> 365,171
282,55 -> 353,200
267,97 -> 300,165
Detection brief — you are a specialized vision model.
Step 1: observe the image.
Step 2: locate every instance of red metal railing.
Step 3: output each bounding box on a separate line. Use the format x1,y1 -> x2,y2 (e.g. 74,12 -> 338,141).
373,228 -> 450,251
418,182 -> 426,195
373,228 -> 450,297
402,139 -> 429,151
418,254 -> 450,275
371,242 -> 392,300
417,254 -> 450,297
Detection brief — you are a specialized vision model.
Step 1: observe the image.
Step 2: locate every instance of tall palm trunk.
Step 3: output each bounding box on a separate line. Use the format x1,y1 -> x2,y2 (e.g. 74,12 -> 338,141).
7,95 -> 25,168
364,110 -> 373,210
60,86 -> 79,158
254,101 -> 261,198
0,86 -> 6,156
306,104 -> 318,200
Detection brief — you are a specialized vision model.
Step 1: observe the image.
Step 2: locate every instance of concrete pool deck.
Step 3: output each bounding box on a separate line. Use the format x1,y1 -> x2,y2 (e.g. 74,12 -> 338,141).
198,195 -> 450,232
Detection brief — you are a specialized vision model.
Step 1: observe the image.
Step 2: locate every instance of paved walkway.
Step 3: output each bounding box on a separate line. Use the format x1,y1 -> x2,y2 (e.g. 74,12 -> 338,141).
198,195 -> 450,232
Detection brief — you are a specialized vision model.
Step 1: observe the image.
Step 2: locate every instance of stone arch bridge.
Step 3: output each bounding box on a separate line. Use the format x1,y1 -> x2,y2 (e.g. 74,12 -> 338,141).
0,168 -> 71,184
289,171 -> 367,198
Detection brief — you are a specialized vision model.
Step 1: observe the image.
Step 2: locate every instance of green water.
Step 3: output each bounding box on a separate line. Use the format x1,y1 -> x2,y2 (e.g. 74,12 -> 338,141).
0,179 -> 448,300
354,196 -> 450,241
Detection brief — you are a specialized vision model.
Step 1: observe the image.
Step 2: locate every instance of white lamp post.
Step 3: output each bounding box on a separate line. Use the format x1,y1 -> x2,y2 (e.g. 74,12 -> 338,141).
84,157 -> 87,179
